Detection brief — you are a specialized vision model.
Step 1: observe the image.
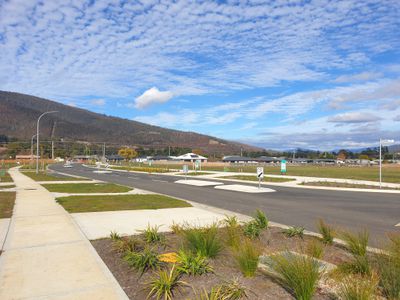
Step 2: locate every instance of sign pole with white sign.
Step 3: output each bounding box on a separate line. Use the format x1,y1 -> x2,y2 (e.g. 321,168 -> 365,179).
257,167 -> 264,189
280,159 -> 287,175
183,164 -> 188,180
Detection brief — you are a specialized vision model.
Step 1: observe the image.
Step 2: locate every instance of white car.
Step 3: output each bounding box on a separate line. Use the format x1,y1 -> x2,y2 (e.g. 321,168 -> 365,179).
63,163 -> 73,168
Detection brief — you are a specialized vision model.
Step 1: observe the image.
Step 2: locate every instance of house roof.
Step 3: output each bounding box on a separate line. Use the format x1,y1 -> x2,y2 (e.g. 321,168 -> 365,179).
175,153 -> 207,160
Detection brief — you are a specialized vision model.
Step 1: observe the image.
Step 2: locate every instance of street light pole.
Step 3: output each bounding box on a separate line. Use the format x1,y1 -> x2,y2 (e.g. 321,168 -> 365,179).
36,111 -> 58,174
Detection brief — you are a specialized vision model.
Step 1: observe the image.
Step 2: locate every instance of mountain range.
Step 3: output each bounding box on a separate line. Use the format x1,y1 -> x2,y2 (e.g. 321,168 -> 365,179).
0,91 -> 261,154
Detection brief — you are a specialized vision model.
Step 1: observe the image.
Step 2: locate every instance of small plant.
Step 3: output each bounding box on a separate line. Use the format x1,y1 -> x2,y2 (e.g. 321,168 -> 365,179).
233,238 -> 261,277
267,252 -> 321,300
305,239 -> 324,259
338,273 -> 378,300
170,222 -> 184,234
224,215 -> 241,248
183,223 -> 222,258
123,247 -> 160,275
243,220 -> 261,239
140,224 -> 165,244
146,265 -> 188,300
110,230 -> 121,241
283,226 -> 304,238
338,255 -> 370,275
254,209 -> 268,229
195,279 -> 248,300
113,237 -> 144,254
317,219 -> 335,245
375,254 -> 400,299
341,229 -> 369,257
176,249 -> 213,275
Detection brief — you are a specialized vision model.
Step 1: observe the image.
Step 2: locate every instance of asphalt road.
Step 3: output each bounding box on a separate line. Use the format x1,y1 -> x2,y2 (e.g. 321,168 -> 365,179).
50,164 -> 400,246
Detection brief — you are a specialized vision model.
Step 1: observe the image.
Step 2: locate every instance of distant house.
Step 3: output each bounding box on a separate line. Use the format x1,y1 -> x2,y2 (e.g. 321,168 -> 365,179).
16,155 -> 39,160
105,154 -> 124,162
73,155 -> 98,162
148,155 -> 173,161
222,156 -> 257,163
175,153 -> 208,162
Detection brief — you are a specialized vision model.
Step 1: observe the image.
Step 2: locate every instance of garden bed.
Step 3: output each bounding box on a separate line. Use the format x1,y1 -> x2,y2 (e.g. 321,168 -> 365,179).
91,224 -> 353,299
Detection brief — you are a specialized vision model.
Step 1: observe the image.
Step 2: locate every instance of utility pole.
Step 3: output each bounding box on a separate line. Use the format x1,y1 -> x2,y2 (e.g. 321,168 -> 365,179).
31,134 -> 37,160
240,147 -> 243,157
102,143 -> 106,160
168,146 -> 171,156
51,140 -> 54,160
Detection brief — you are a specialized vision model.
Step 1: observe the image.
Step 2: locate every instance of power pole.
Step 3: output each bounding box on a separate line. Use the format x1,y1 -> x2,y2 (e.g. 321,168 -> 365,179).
103,143 -> 106,159
51,140 -> 54,160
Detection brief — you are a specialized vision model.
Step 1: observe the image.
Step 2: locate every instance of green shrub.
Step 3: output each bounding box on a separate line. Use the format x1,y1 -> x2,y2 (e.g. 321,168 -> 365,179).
283,226 -> 304,238
341,230 -> 369,257
243,220 -> 261,239
183,223 -> 222,258
110,230 -> 122,241
338,273 -> 378,300
123,247 -> 160,275
176,249 -> 213,276
195,279 -> 248,300
305,239 -> 324,259
140,224 -> 165,244
317,219 -> 335,245
339,255 -> 371,275
146,265 -> 188,300
233,239 -> 261,277
375,254 -> 400,299
170,222 -> 184,234
254,210 -> 268,229
224,215 -> 241,248
267,252 -> 321,300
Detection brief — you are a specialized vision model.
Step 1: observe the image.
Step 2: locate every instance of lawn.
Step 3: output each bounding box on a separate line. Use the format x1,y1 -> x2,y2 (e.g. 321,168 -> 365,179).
0,185 -> 15,189
42,183 -> 132,193
22,171 -> 88,181
56,194 -> 192,213
0,171 -> 13,183
301,181 -> 400,190
221,175 -> 295,182
0,192 -> 16,218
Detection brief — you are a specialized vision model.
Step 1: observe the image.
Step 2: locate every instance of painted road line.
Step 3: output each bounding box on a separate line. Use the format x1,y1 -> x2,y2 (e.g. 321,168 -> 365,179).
152,179 -> 168,183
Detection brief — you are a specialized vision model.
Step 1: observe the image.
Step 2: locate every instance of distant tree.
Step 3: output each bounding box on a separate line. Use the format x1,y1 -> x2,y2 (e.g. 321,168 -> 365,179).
192,148 -> 204,156
337,149 -> 348,160
118,147 -> 138,160
358,154 -> 370,160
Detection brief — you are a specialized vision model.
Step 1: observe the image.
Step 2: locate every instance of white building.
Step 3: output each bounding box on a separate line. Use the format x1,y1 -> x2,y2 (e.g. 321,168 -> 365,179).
175,153 -> 208,162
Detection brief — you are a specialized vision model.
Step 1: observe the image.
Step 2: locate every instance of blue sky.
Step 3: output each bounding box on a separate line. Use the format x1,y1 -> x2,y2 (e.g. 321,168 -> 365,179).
0,0 -> 399,150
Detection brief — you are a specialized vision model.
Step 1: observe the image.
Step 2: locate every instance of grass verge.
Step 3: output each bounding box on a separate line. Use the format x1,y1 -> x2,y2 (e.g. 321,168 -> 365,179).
42,182 -> 132,193
0,192 -> 16,218
56,194 -> 192,213
0,171 -> 13,183
220,175 -> 295,183
300,181 -> 399,190
22,171 -> 87,181
0,185 -> 15,189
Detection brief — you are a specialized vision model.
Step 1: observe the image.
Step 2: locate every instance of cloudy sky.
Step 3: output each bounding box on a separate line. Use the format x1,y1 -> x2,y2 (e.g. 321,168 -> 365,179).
1,0 -> 399,150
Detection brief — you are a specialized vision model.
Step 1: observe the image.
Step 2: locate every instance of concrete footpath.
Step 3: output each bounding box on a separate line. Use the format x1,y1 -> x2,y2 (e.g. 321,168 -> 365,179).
0,168 -> 128,300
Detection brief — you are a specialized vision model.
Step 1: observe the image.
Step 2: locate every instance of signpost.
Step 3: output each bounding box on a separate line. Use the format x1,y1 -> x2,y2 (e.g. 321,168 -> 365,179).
183,164 -> 189,180
257,167 -> 264,189
280,159 -> 287,175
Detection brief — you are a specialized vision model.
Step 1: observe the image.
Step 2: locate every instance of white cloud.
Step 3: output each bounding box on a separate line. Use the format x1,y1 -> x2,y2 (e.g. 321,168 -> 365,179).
333,72 -> 382,83
91,99 -> 106,106
328,112 -> 382,124
134,87 -> 173,109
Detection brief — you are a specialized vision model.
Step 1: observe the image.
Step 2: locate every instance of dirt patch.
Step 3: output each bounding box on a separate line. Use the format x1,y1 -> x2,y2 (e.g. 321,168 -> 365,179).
91,227 -> 350,299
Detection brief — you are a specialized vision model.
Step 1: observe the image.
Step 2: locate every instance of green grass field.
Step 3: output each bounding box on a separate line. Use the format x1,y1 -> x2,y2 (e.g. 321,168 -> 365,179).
56,194 -> 191,213
0,192 -> 16,218
0,172 -> 13,183
0,185 -> 15,189
221,175 -> 296,182
42,183 -> 132,193
22,171 -> 88,182
300,181 -> 400,190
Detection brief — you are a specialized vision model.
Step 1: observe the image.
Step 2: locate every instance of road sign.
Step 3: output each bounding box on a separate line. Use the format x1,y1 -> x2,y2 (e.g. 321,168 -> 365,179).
257,167 -> 264,179
183,165 -> 189,173
195,160 -> 201,169
281,160 -> 287,174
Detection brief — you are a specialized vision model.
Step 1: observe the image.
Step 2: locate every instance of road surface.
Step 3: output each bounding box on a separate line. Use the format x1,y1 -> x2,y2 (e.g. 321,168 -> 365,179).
50,164 -> 400,246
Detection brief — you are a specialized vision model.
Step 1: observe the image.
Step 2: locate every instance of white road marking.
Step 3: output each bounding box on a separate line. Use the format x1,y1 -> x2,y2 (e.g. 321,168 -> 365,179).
175,179 -> 224,186
215,184 -> 275,193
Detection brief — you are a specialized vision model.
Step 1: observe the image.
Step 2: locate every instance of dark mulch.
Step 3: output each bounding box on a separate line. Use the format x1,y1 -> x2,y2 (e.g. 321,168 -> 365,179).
91,226 -> 351,299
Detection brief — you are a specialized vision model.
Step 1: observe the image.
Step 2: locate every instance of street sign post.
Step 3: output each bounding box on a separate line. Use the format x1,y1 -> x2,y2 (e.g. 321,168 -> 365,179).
280,159 -> 287,175
194,160 -> 201,174
183,164 -> 189,180
257,167 -> 264,189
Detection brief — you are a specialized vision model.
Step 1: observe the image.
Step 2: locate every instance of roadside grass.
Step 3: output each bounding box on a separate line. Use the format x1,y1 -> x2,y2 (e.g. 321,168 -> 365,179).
56,194 -> 192,213
0,192 -> 16,218
42,182 -> 132,193
22,171 -> 87,181
0,171 -> 13,183
220,175 -> 295,183
0,185 -> 15,189
300,181 -> 400,190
